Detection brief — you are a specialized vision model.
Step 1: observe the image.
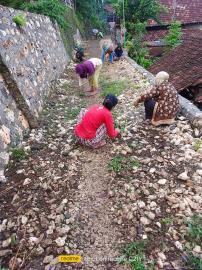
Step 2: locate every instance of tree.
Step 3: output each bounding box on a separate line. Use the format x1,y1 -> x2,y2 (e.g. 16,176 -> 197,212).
105,0 -> 164,68
0,0 -> 30,9
75,0 -> 106,30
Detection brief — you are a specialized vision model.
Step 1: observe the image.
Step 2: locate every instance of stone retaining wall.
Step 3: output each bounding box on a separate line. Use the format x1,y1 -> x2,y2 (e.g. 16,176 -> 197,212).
0,5 -> 69,181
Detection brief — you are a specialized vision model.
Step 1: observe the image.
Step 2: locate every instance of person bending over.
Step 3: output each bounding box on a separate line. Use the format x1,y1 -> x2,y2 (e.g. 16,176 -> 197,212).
74,94 -> 119,149
75,58 -> 102,96
100,39 -> 114,64
133,71 -> 180,126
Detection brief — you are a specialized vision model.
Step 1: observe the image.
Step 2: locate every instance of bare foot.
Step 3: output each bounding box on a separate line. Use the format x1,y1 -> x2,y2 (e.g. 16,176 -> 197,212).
85,88 -> 94,92
85,91 -> 98,97
92,140 -> 106,149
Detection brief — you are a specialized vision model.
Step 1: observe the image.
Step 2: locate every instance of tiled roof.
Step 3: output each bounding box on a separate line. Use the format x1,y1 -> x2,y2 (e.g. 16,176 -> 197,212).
149,30 -> 202,91
149,0 -> 202,25
144,28 -> 202,42
144,29 -> 168,42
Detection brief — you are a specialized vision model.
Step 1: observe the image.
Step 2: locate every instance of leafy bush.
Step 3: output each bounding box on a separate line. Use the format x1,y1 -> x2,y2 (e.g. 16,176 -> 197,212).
126,22 -> 152,68
12,14 -> 26,27
22,0 -> 68,29
164,21 -> 182,49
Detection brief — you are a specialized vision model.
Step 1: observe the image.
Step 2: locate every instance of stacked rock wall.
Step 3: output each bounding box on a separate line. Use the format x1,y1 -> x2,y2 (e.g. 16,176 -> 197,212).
0,5 -> 69,181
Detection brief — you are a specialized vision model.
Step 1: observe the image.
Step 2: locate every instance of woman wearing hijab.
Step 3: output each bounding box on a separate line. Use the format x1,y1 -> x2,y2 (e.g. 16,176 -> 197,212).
75,58 -> 102,96
74,94 -> 119,149
133,71 -> 180,126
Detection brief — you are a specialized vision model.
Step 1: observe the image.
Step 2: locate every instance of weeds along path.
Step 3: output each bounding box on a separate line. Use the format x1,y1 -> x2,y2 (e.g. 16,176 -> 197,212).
0,39 -> 201,270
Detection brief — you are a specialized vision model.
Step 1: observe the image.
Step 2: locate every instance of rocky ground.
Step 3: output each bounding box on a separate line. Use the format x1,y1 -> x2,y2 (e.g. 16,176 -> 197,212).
0,40 -> 202,270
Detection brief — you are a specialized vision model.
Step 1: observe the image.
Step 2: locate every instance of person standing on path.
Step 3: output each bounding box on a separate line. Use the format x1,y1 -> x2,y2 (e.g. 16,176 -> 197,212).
133,71 -> 180,126
74,94 -> 119,149
75,58 -> 102,96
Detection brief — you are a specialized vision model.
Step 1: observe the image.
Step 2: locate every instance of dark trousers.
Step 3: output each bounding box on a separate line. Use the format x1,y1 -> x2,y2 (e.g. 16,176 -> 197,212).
144,99 -> 156,119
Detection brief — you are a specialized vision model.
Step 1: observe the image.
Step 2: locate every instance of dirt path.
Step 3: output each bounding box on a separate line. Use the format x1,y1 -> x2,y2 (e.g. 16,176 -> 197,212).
0,39 -> 201,270
65,39 -> 129,269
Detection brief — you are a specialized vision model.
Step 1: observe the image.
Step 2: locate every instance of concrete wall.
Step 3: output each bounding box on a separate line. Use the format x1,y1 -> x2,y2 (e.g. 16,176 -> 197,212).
0,5 -> 69,182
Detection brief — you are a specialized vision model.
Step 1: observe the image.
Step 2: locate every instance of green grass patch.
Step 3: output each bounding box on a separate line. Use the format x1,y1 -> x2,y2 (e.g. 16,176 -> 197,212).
64,102 -> 86,121
183,215 -> 202,270
117,240 -> 152,270
13,14 -> 26,27
108,156 -> 124,173
108,156 -> 140,173
10,234 -> 17,246
100,80 -> 127,97
193,139 -> 202,151
10,147 -> 27,162
186,253 -> 202,270
161,216 -> 173,225
187,214 -> 202,242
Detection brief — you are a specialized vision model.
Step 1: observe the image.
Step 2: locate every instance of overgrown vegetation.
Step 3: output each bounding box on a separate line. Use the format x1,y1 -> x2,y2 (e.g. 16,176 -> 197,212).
75,0 -> 106,32
10,147 -> 27,162
12,14 -> 26,27
126,22 -> 152,68
100,79 -> 127,97
21,0 -> 68,29
117,240 -> 152,270
164,21 -> 182,49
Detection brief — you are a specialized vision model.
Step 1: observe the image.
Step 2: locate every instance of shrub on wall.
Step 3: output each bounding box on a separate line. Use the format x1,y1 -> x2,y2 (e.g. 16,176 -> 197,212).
12,14 -> 27,27
21,0 -> 68,29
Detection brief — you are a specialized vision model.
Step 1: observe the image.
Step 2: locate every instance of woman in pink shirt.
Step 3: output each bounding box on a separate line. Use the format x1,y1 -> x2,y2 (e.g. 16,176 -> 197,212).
74,94 -> 119,149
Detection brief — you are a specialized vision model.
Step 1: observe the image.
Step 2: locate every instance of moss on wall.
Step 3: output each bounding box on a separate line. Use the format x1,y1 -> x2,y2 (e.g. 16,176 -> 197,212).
60,7 -> 85,57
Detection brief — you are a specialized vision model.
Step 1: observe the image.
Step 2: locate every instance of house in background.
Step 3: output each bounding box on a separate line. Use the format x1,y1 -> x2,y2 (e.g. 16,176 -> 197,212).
145,0 -> 202,56
149,31 -> 202,109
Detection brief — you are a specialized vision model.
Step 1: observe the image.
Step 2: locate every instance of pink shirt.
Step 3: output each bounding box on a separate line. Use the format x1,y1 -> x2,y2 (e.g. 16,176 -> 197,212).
75,105 -> 118,140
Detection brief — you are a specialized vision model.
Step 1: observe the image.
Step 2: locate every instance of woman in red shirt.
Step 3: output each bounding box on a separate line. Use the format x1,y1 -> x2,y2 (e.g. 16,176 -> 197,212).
74,94 -> 119,149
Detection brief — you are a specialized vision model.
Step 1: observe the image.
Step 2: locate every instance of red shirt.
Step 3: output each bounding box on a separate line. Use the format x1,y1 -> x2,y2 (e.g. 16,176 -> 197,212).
75,105 -> 118,139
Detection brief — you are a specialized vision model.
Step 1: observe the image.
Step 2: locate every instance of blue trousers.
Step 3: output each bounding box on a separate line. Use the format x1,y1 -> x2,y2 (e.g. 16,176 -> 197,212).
101,49 -> 114,63
144,99 -> 156,119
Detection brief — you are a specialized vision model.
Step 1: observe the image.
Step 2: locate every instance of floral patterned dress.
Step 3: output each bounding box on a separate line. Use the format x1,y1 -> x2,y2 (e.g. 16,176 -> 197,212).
136,82 -> 180,126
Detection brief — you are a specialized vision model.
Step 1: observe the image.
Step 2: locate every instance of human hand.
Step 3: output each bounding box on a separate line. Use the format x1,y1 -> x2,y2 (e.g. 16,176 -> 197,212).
133,99 -> 139,107
116,128 -> 120,134
115,128 -> 121,138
